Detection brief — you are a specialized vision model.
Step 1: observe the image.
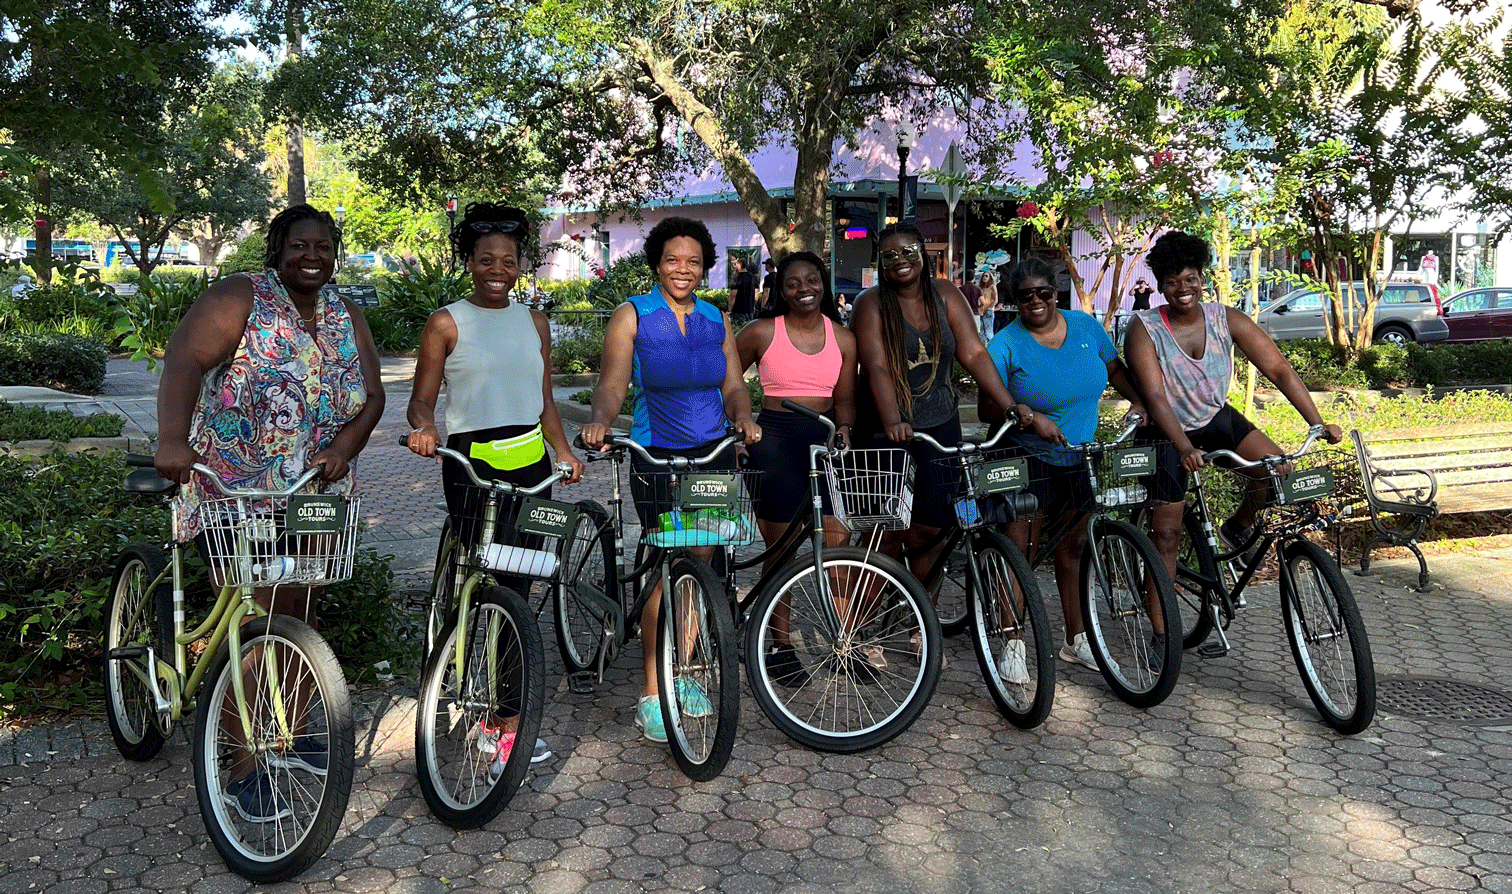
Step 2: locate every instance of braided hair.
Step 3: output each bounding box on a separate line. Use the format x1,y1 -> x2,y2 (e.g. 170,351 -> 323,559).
875,224 -> 943,422
262,204 -> 342,271
764,251 -> 842,323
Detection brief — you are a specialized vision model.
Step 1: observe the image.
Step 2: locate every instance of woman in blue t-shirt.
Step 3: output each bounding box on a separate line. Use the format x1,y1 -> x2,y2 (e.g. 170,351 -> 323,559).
979,259 -> 1146,673
581,217 -> 760,745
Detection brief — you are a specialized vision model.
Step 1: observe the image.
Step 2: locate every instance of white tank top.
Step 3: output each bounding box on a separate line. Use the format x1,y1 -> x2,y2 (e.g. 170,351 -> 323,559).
442,299 -> 544,434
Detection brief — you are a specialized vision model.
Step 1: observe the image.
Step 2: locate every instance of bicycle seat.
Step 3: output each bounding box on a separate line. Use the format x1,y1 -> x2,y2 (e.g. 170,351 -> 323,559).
124,468 -> 176,494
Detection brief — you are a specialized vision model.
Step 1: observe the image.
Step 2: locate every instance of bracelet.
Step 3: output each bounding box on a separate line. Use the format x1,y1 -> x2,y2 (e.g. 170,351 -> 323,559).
836,423 -> 853,431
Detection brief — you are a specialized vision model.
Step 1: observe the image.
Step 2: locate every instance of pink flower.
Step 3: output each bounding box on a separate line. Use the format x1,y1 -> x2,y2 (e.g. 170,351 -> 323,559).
34,218 -> 47,229
0,171 -> 9,178
1151,150 -> 1174,167
1017,201 -> 1039,218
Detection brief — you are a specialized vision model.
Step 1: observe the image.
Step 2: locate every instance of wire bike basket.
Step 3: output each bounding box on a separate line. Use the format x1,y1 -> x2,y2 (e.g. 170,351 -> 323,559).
941,449 -> 1033,530
1087,442 -> 1160,510
640,469 -> 760,549
824,448 -> 915,531
449,483 -> 583,580
198,493 -> 362,588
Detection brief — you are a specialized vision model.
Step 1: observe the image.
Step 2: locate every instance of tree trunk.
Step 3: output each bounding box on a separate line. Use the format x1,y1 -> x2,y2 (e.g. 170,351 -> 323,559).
285,12 -> 307,207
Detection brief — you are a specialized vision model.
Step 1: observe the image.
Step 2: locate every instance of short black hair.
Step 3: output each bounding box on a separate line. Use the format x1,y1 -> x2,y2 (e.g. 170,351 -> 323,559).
1145,231 -> 1212,283
765,251 -> 841,323
263,204 -> 341,270
644,216 -> 717,271
1008,257 -> 1057,294
450,202 -> 530,262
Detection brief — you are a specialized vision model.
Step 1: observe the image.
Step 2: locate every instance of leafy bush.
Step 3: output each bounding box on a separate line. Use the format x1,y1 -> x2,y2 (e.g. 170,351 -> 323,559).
113,272 -> 206,367
537,279 -> 591,308
220,232 -> 267,276
585,255 -> 654,309
552,333 -> 606,374
0,401 -> 123,440
697,288 -> 730,311
0,331 -> 109,393
319,544 -> 415,682
367,255 -> 469,351
1272,340 -> 1368,390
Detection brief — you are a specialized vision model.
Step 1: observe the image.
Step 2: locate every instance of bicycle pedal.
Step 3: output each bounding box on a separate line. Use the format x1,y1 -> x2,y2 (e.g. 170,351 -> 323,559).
399,588 -> 429,614
567,672 -> 600,695
1196,641 -> 1230,659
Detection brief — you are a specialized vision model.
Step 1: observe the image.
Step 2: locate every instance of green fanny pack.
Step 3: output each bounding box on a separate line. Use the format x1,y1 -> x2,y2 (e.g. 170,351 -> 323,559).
468,426 -> 545,471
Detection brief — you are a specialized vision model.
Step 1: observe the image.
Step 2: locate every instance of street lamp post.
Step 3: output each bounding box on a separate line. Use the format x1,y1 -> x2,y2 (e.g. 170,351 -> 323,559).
334,204 -> 346,269
895,121 -> 916,227
445,196 -> 458,268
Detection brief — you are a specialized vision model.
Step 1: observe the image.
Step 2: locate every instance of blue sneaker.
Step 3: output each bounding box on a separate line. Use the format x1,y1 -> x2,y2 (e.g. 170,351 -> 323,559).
635,696 -> 667,743
674,676 -> 713,718
270,736 -> 327,776
228,771 -> 292,823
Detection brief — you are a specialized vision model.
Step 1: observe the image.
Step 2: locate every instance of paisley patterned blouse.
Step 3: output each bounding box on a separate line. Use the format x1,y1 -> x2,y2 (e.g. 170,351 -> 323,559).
172,272 -> 368,539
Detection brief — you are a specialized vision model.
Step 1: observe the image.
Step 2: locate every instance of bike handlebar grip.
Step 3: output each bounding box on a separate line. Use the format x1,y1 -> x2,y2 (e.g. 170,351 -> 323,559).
780,400 -> 830,426
126,453 -> 156,468
398,436 -> 409,447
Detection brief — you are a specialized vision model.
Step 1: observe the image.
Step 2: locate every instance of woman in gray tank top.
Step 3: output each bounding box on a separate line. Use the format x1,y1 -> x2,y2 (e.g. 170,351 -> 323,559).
1125,230 -> 1342,599
852,224 -> 1022,597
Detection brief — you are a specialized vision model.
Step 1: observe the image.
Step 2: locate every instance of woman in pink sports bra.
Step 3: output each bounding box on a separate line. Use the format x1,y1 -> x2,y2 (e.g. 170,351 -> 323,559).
736,251 -> 858,680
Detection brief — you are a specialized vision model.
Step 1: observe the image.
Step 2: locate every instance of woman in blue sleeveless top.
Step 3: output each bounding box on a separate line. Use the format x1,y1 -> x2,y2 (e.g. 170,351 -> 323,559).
581,217 -> 760,745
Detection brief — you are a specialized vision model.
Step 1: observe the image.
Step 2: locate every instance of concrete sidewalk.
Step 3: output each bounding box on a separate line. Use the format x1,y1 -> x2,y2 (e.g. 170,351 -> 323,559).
4,357 -> 1512,893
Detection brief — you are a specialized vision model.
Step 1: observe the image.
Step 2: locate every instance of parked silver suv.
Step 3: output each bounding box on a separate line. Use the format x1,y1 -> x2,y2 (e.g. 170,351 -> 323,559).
1255,282 -> 1449,345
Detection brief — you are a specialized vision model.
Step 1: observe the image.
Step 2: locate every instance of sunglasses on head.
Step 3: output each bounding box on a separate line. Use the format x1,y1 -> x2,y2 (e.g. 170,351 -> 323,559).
1014,286 -> 1056,305
469,220 -> 526,235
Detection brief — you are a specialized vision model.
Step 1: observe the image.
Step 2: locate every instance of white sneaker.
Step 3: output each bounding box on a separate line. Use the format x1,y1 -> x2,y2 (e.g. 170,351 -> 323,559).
996,639 -> 1030,684
1059,632 -> 1119,675
862,644 -> 888,670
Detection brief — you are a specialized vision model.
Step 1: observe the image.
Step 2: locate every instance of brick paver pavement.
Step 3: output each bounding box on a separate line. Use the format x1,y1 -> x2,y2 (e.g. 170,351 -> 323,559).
4,358 -> 1512,893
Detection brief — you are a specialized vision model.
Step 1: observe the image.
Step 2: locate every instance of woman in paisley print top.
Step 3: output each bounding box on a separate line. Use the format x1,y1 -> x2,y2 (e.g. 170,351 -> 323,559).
155,204 -> 385,626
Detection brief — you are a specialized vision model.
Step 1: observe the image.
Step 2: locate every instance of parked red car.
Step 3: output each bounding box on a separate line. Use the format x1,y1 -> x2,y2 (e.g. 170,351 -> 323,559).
1441,288 -> 1512,343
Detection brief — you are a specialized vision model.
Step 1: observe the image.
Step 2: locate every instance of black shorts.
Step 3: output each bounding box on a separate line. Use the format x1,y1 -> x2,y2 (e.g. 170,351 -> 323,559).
629,438 -> 739,529
747,408 -> 834,523
856,416 -> 962,530
1145,404 -> 1261,503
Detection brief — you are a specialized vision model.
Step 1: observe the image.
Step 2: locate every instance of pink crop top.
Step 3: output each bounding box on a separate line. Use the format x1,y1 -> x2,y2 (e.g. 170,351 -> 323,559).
759,315 -> 843,398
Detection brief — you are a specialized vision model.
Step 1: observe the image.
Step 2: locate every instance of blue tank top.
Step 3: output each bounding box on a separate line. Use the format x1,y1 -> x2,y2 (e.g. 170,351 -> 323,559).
629,287 -> 729,449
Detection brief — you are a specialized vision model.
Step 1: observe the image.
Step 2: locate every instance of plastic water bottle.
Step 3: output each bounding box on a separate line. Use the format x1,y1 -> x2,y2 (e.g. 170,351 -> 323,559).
695,508 -> 748,542
252,556 -> 297,583
1099,484 -> 1148,506
482,543 -> 559,578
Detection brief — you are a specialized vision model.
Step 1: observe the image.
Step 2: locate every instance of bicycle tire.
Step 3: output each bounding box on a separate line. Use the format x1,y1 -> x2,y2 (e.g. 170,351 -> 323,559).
934,542 -> 971,637
744,547 -> 941,753
193,614 -> 354,882
417,586 -> 546,827
104,544 -> 174,760
657,555 -> 739,780
1280,540 -> 1377,735
425,520 -> 462,665
967,530 -> 1054,729
556,501 -> 614,674
1079,518 -> 1182,708
1134,504 -> 1220,650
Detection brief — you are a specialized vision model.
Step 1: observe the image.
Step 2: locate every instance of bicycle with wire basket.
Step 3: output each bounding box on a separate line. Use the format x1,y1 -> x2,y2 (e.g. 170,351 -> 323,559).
401,440 -> 571,827
716,401 -> 941,752
1146,425 -> 1376,734
982,417 -> 1183,709
104,456 -> 360,882
557,431 -> 747,780
889,420 -> 1054,729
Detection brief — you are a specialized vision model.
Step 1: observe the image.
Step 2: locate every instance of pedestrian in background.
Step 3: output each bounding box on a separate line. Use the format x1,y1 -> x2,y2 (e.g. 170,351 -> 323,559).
977,269 -> 998,342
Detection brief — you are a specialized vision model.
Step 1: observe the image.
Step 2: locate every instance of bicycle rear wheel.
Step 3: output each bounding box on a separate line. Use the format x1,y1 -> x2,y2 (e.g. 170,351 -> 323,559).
657,556 -> 739,780
417,586 -> 546,827
193,614 -> 354,882
425,521 -> 463,665
105,544 -> 175,761
967,530 -> 1054,729
1135,504 -> 1220,649
1079,518 -> 1182,708
556,501 -> 614,674
1280,540 -> 1376,734
745,547 -> 941,753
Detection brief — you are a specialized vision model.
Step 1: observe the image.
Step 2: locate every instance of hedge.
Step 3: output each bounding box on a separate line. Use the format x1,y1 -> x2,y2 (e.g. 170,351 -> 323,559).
0,331 -> 109,393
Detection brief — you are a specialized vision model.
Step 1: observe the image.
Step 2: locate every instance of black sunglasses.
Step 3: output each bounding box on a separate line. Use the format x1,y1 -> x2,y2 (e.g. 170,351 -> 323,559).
469,220 -> 527,235
1014,286 -> 1056,305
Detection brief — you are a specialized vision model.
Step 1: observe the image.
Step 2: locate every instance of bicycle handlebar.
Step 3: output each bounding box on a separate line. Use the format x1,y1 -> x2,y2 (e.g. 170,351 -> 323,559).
1201,424 -> 1327,470
911,411 -> 1141,455
127,452 -> 327,498
396,437 -> 573,494
571,430 -> 742,470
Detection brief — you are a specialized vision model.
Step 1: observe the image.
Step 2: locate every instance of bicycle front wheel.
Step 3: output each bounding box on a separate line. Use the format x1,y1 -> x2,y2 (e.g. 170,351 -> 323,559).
417,586 -> 546,827
1280,540 -> 1376,734
1079,519 -> 1182,709
105,544 -> 174,761
968,530 -> 1054,729
745,547 -> 941,753
555,501 -> 614,674
193,614 -> 354,883
657,556 -> 739,780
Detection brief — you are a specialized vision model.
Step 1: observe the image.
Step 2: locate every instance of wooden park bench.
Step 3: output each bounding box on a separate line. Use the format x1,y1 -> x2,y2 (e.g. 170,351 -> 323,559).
1350,423 -> 1512,591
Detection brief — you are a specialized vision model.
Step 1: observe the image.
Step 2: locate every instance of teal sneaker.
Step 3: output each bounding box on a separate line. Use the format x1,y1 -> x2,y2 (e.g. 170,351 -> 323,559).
635,696 -> 667,743
674,676 -> 713,718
